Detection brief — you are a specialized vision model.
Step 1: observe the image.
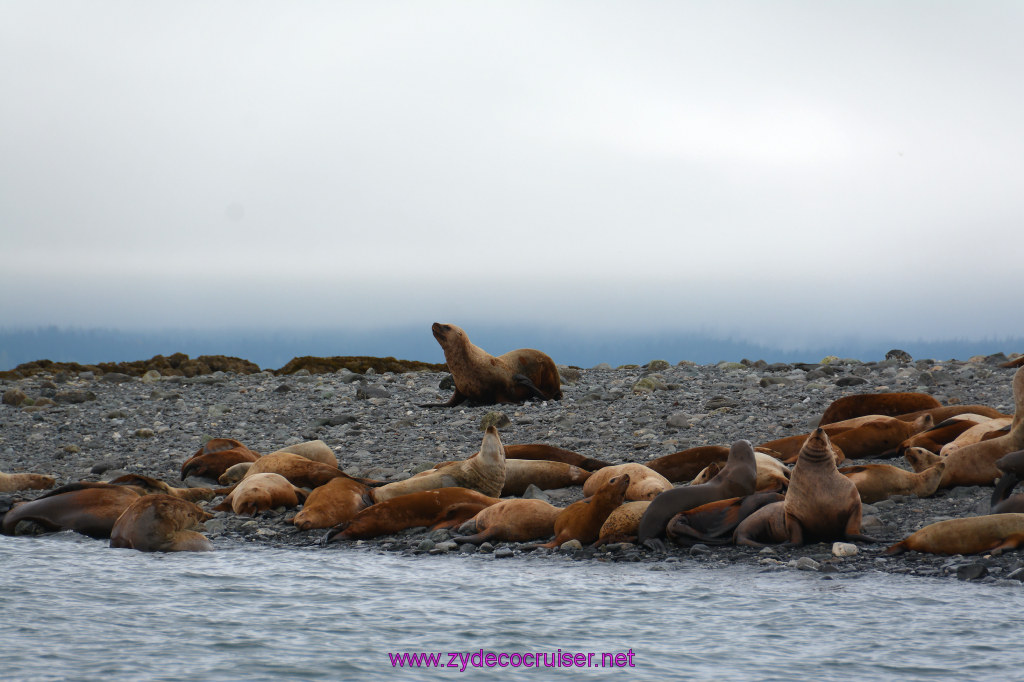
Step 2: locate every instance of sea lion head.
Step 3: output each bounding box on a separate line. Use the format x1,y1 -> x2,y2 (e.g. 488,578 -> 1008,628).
431,322 -> 464,345
797,428 -> 837,465
607,473 -> 631,501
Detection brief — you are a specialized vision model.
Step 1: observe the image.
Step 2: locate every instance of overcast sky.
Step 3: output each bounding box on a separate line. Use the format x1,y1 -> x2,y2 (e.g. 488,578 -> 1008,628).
2,1 -> 1022,351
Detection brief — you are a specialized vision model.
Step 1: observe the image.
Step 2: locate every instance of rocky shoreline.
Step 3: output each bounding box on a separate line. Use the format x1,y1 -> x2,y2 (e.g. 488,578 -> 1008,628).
2,351 -> 1022,584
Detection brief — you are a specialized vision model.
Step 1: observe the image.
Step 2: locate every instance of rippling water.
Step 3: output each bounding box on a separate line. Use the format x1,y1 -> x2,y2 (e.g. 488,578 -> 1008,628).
2,534 -> 1023,681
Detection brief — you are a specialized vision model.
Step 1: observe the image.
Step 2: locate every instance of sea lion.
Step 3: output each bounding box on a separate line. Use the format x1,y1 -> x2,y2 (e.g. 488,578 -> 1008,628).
2,484 -> 141,538
107,473 -> 216,502
644,445 -> 745,483
215,473 -> 308,516
534,474 -> 630,549
503,444 -> 610,472
0,471 -> 55,493
272,440 -> 338,467
595,501 -> 651,545
990,450 -> 1024,513
452,498 -> 563,544
904,446 -> 943,472
818,392 -> 941,426
321,488 -> 500,542
418,322 -> 562,407
690,453 -> 790,493
732,501 -> 788,547
290,477 -> 374,531
242,451 -> 377,490
938,418 -> 1012,456
897,416 -> 990,456
181,442 -> 260,481
839,462 -> 946,503
499,460 -> 590,497
884,513 -> 1024,555
893,404 -> 1008,423
931,367 -> 1024,488
666,492 -> 785,546
372,426 -> 506,502
218,462 -> 254,485
758,430 -> 849,464
110,494 -> 214,552
636,440 -> 757,550
828,414 -> 934,460
1000,355 -> 1024,369
582,463 -> 670,501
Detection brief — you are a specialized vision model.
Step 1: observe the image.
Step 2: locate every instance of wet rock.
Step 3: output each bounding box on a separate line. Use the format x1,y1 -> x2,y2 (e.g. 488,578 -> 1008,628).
956,563 -> 989,581
795,557 -> 821,571
560,539 -> 583,552
494,547 -> 514,558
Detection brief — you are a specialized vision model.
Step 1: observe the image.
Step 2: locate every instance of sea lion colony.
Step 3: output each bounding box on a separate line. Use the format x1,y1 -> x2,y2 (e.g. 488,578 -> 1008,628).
1,328 -> 1024,580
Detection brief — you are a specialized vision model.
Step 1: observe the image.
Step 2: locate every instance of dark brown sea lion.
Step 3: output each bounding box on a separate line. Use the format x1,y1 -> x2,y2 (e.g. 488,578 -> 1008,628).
181,444 -> 260,481
818,392 -> 941,426
419,322 -> 562,407
452,498 -> 562,544
110,494 -> 213,552
637,440 -> 757,550
666,492 -> 785,546
884,514 -> 1024,555
503,444 -> 611,472
0,471 -> 55,493
290,477 -> 374,531
839,462 -> 946,503
2,484 -> 141,538
499,460 -> 590,497
582,463 -> 670,501
321,488 -> 500,542
828,414 -> 934,460
644,445 -> 757,483
689,453 -> 790,493
990,450 -> 1024,514
107,474 -> 215,502
732,501 -> 788,547
1000,355 -> 1024,369
896,416 -> 988,456
242,451 -> 380,490
215,473 -> 308,516
534,474 -> 630,549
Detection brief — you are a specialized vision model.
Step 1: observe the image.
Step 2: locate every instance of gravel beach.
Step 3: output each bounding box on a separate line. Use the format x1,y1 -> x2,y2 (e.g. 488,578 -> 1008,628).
2,351 -> 1022,584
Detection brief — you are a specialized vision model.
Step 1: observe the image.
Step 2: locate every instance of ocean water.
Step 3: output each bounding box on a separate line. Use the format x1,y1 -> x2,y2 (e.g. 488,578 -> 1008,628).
2,533 -> 1022,681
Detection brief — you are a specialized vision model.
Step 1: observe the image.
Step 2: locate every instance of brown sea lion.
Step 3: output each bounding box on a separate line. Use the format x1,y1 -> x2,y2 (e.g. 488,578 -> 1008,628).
732,501 -> 788,547
904,446 -> 943,472
2,484 -> 141,538
582,463 -> 670,501
884,513 -> 1024,555
644,446 -> 741,483
595,501 -> 651,545
290,477 -> 374,531
828,414 -> 934,460
931,367 -> 1024,488
534,474 -> 630,549
1000,355 -> 1024,369
503,444 -> 611,472
839,462 -> 946,503
242,451 -> 378,490
218,462 -> 254,485
499,460 -> 590,497
181,444 -> 260,481
666,492 -> 785,546
893,404 -> 1008,423
107,474 -> 216,502
215,473 -> 308,516
637,440 -> 757,550
419,322 -> 562,407
897,416 -> 990,456
452,498 -> 563,544
757,433 -> 848,464
373,426 -> 506,502
110,494 -> 213,552
818,392 -> 941,426
322,487 -> 500,542
0,471 -> 55,493
272,440 -> 338,467
938,418 -> 1012,456
690,453 -> 790,493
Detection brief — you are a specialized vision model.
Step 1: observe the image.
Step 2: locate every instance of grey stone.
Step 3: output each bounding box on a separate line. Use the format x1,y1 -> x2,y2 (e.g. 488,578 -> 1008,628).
795,557 -> 821,571
493,547 -> 514,558
956,563 -> 989,581
521,484 -> 551,502
666,413 -> 691,428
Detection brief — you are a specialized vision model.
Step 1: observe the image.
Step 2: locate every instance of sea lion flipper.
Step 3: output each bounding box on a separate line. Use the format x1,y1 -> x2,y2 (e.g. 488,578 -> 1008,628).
512,373 -> 549,401
642,537 -> 668,552
992,472 -> 1020,508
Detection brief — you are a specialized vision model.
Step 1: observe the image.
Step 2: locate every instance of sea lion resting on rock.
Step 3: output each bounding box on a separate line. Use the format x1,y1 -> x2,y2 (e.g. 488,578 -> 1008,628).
582,463 -> 670,501
595,501 -> 651,546
452,499 -> 563,544
690,453 -> 790,493
373,426 -> 506,502
897,416 -> 991,456
242,451 -> 379,490
839,462 -> 946,504
181,439 -> 260,481
502,444 -> 611,472
828,415 -> 934,459
884,514 -> 1024,556
419,322 -> 562,407
110,494 -> 213,552
637,440 -> 757,551
0,471 -> 55,493
532,474 -> 630,549
666,492 -> 785,547
271,440 -> 338,467
322,488 -> 500,542
107,474 -> 216,502
734,429 -> 877,547
938,418 -> 1012,456
2,484 -> 141,538
215,473 -> 308,516
290,477 -> 374,531
818,392 -> 941,426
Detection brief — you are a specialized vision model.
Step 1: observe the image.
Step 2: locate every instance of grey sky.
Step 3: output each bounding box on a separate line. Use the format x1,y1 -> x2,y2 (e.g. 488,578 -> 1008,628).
2,2 -> 1022,349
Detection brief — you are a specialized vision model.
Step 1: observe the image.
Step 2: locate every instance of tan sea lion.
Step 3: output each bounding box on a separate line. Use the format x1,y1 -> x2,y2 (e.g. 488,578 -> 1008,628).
818,392 -> 941,426
242,451 -> 377,489
419,322 -> 562,407
372,426 -> 506,502
932,367 -> 1024,488
107,474 -> 216,502
938,418 -> 1012,456
290,477 -> 374,531
0,471 -> 55,493
499,459 -> 590,497
215,473 -> 308,516
534,474 -> 630,549
637,440 -> 758,550
110,494 -> 214,552
595,501 -> 651,545
218,462 -> 254,485
667,492 -> 785,546
884,514 -> 1024,555
894,404 -> 1008,423
452,498 -> 563,544
2,484 -> 141,538
272,440 -> 338,467
828,415 -> 935,460
322,487 -> 500,542
582,463 -> 670,501
904,446 -> 943,472
839,462 -> 946,503
690,453 -> 790,493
